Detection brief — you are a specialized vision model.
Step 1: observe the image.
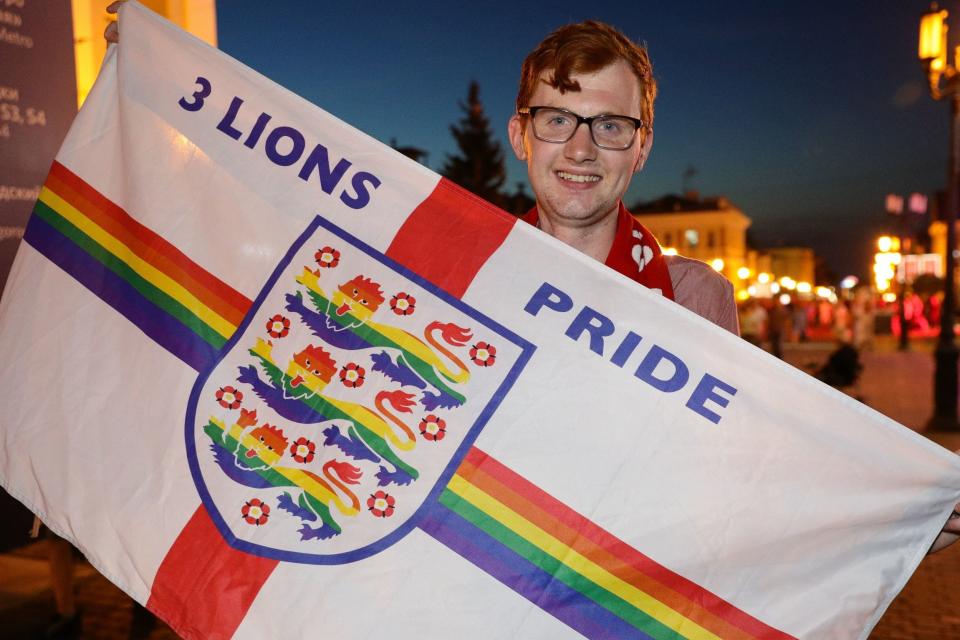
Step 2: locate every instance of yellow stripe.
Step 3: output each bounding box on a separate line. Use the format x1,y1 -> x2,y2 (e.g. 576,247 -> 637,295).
39,187 -> 236,339
447,474 -> 722,640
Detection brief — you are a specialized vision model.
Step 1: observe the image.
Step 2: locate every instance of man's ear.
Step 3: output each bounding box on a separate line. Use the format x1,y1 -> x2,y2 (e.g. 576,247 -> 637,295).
508,115 -> 528,161
634,129 -> 654,173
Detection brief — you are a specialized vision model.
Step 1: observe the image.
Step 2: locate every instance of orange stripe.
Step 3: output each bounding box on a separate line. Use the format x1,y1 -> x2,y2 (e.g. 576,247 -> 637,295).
386,178 -> 516,298
147,506 -> 277,639
458,448 -> 793,640
47,163 -> 251,327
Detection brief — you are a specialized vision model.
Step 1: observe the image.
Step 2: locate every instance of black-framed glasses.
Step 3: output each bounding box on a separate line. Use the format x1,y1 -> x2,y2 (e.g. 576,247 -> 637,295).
518,106 -> 644,150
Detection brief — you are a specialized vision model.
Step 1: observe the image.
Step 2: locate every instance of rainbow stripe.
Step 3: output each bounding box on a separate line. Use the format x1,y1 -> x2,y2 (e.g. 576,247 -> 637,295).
422,448 -> 795,640
25,162 -> 251,371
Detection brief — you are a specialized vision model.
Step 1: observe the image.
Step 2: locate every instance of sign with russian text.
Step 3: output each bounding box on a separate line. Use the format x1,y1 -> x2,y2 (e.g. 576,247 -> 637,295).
2,4 -> 959,639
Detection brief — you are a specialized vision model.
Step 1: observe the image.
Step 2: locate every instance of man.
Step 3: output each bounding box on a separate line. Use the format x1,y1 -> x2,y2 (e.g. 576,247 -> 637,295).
104,6 -> 960,555
508,21 -> 738,334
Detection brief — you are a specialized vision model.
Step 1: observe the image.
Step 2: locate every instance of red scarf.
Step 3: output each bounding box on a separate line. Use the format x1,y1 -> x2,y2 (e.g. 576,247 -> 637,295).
521,202 -> 674,300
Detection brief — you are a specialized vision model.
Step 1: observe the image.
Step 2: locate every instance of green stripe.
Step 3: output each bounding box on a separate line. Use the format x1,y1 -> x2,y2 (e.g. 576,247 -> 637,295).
34,200 -> 227,349
439,488 -> 687,640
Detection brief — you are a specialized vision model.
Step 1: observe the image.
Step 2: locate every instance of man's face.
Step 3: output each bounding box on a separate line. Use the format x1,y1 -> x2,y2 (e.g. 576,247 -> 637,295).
509,60 -> 651,231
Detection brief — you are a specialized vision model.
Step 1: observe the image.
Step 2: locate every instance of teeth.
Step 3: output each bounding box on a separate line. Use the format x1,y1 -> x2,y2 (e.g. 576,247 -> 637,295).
557,171 -> 600,183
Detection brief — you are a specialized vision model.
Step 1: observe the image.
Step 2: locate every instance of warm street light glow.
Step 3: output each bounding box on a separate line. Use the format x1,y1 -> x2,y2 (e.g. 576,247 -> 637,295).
736,266 -> 751,279
747,285 -> 757,296
796,281 -> 812,294
662,246 -> 678,256
736,289 -> 750,301
770,282 -> 781,294
920,6 -> 949,70
757,272 -> 771,284
882,292 -> 898,303
878,235 -> 897,252
710,258 -> 724,272
779,293 -> 792,305
886,193 -> 904,214
779,276 -> 797,290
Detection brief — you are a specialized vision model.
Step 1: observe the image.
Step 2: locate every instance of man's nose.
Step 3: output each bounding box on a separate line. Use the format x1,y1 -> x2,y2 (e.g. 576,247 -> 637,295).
563,122 -> 597,162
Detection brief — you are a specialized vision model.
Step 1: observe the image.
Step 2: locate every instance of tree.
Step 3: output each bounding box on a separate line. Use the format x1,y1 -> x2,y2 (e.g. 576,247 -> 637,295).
442,82 -> 506,206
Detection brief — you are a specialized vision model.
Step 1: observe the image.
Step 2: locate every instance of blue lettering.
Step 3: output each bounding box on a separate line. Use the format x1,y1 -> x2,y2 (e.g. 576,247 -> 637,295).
564,306 -> 614,356
340,171 -> 381,209
178,76 -> 211,112
524,282 -> 573,317
216,96 -> 244,140
610,331 -> 643,367
685,374 -> 738,424
244,111 -> 272,149
265,126 -> 306,166
298,143 -> 351,193
635,345 -> 689,392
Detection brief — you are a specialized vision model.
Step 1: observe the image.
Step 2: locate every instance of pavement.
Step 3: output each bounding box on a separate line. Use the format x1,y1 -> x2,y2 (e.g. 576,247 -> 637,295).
2,336 -> 960,639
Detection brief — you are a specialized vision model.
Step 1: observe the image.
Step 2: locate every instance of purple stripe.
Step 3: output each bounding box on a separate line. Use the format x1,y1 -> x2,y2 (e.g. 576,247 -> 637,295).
418,502 -> 650,640
24,214 -> 217,372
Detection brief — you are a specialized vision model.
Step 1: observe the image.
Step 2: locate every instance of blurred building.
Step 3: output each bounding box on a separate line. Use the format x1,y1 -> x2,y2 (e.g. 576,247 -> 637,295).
630,191 -> 751,285
72,0 -> 217,107
766,247 -> 815,286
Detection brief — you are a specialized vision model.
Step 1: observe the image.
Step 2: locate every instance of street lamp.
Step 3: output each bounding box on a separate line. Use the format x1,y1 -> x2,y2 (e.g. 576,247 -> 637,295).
885,193 -> 928,350
919,4 -> 960,430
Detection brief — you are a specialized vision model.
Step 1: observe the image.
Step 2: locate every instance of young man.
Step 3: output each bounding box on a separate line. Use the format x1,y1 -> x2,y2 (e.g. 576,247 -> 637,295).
508,21 -> 738,334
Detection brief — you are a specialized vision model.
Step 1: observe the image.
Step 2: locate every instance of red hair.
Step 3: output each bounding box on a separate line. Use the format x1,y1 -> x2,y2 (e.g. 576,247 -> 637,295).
516,21 -> 657,130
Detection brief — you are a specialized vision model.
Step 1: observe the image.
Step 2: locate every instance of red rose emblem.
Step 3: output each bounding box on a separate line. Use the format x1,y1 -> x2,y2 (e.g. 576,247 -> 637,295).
367,490 -> 396,518
339,362 -> 366,388
469,341 -> 497,367
215,385 -> 243,409
389,292 -> 417,316
419,414 -> 447,441
291,437 -> 316,464
265,314 -> 290,339
314,246 -> 340,268
241,498 -> 270,526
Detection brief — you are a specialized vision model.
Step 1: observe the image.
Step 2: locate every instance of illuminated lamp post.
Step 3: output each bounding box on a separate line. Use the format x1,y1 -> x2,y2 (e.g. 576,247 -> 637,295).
920,4 -> 960,430
885,193 -> 928,350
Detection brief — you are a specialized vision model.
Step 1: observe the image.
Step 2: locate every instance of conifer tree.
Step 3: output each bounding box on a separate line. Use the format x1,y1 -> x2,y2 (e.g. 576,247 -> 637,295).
442,82 -> 506,206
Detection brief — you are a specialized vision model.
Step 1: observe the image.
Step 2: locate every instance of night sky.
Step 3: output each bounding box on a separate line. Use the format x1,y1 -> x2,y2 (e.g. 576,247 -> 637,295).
216,1 -> 954,281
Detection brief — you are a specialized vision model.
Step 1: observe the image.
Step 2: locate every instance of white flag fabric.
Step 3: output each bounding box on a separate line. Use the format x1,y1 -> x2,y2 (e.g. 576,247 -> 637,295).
2,4 -> 959,639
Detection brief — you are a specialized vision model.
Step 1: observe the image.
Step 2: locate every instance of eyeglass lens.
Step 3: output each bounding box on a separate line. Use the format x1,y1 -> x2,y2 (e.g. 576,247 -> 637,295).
531,108 -> 637,149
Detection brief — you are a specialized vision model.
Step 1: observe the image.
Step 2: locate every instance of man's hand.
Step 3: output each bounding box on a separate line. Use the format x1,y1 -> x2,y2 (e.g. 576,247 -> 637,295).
929,506 -> 960,554
929,448 -> 960,554
103,1 -> 125,44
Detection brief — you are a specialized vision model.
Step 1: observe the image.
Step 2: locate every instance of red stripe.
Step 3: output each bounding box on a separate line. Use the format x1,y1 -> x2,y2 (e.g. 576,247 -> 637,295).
48,162 -> 253,326
147,506 -> 277,639
460,448 -> 794,640
386,178 -> 516,298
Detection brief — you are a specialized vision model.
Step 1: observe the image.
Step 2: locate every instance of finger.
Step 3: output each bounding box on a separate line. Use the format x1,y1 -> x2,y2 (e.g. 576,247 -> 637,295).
106,1 -> 126,15
104,21 -> 119,43
929,530 -> 960,554
945,508 -> 960,535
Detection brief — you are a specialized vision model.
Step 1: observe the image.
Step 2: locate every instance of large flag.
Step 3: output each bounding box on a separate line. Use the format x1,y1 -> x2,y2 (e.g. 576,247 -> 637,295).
2,4 -> 959,639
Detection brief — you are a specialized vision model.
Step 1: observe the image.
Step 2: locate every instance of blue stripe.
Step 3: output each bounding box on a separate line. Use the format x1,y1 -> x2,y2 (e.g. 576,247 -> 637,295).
419,501 -> 651,640
24,213 -> 218,372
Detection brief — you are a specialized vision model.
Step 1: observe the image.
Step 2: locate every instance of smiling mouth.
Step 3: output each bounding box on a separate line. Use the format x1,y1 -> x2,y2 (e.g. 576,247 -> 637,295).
556,171 -> 600,183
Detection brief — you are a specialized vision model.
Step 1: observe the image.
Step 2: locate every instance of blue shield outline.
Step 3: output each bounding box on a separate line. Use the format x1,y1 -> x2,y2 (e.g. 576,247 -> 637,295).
184,215 -> 535,564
